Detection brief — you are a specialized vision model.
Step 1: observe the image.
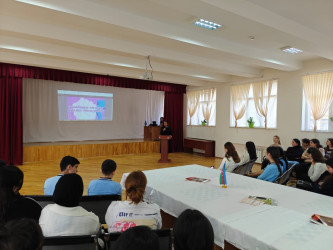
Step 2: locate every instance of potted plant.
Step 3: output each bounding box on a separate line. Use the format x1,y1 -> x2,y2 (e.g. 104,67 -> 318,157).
330,117 -> 333,122
247,117 -> 255,128
201,119 -> 207,126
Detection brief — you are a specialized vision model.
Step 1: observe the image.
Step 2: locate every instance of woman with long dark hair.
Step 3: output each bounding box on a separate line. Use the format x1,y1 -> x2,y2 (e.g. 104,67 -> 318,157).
238,141 -> 257,165
325,138 -> 333,159
247,147 -> 282,182
297,147 -> 326,183
0,166 -> 41,224
218,142 -> 240,172
105,171 -> 162,232
285,138 -> 304,162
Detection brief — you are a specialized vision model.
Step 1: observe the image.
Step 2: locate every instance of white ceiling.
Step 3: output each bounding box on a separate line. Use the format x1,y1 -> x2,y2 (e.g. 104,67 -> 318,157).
0,0 -> 332,86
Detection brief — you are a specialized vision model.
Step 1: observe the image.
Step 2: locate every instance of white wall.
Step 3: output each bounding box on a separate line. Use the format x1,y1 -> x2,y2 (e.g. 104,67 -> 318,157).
185,58 -> 333,157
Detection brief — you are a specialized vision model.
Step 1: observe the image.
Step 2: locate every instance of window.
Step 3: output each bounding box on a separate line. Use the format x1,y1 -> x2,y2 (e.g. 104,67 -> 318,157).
186,88 -> 216,126
302,91 -> 333,131
230,80 -> 278,128
301,71 -> 333,132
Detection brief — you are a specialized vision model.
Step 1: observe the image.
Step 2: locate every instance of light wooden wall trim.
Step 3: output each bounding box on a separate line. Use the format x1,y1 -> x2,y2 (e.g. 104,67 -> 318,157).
23,141 -> 160,163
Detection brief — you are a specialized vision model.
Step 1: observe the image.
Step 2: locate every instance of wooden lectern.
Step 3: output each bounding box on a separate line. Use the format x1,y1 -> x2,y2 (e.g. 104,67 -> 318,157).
158,135 -> 172,163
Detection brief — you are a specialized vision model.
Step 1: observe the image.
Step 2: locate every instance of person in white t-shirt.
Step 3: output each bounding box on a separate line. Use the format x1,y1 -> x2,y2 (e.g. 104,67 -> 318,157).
105,171 -> 162,233
39,174 -> 100,236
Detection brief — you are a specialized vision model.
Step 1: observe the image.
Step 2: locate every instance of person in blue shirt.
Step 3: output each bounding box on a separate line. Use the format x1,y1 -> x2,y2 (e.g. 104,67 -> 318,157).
246,147 -> 283,182
43,156 -> 80,195
88,159 -> 122,198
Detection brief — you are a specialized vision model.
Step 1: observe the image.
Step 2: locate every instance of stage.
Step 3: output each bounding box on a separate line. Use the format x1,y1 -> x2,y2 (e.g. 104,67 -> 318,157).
23,139 -> 160,163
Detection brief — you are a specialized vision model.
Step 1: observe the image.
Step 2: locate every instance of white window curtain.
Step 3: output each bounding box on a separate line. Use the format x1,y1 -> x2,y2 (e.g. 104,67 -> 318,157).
230,80 -> 277,128
186,88 -> 216,126
252,80 -> 274,129
231,84 -> 250,128
187,91 -> 200,125
302,72 -> 333,132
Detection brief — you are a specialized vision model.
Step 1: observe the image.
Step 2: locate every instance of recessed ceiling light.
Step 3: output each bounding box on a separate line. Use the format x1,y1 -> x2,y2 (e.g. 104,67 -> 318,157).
280,46 -> 303,54
193,18 -> 221,30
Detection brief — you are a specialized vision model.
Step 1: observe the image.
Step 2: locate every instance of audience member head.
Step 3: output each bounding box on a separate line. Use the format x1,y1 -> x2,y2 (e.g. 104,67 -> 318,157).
310,139 -> 322,149
125,171 -> 147,205
224,142 -> 240,163
302,138 -> 310,149
326,138 -> 333,149
307,147 -> 325,163
59,155 -> 80,173
273,135 -> 281,145
5,166 -> 24,195
173,209 -> 214,250
101,159 -> 117,177
326,158 -> 333,175
0,159 -> 6,167
0,218 -> 43,250
245,141 -> 257,161
266,147 -> 282,175
113,226 -> 159,250
53,174 -> 83,207
292,139 -> 301,147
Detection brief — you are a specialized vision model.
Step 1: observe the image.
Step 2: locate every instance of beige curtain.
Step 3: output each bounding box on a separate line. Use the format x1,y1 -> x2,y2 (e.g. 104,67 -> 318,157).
187,91 -> 200,125
303,72 -> 333,132
231,84 -> 250,127
252,80 -> 274,129
201,89 -> 216,126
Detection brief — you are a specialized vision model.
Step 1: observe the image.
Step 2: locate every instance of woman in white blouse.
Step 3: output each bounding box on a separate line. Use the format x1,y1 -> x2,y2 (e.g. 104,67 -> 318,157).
218,142 -> 240,172
238,141 -> 258,166
39,174 -> 100,236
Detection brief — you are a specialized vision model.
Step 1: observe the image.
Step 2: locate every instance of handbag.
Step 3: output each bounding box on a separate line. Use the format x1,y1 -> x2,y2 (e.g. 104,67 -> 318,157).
296,180 -> 313,191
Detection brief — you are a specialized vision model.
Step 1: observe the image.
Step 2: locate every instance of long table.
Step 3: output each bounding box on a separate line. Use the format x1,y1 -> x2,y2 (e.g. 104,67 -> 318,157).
121,165 -> 333,250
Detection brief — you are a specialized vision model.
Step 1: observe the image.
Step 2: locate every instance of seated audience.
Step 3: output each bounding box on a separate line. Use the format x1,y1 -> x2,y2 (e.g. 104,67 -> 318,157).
218,142 -> 240,172
297,148 -> 326,183
247,147 -> 283,182
325,138 -> 333,159
301,138 -> 324,163
88,159 -> 122,197
285,139 -> 304,162
39,174 -> 100,236
105,171 -> 162,232
271,135 -> 283,150
238,141 -> 257,165
0,218 -> 43,250
0,166 -> 41,223
112,226 -> 159,250
314,158 -> 333,197
43,155 -> 80,195
173,209 -> 214,250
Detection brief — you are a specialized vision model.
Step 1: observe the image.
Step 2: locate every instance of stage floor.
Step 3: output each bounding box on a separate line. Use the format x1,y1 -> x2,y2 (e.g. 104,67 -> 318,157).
23,139 -> 160,163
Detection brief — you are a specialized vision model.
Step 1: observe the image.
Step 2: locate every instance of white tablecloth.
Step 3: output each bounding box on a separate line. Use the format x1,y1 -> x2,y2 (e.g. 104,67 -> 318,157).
120,165 -> 333,250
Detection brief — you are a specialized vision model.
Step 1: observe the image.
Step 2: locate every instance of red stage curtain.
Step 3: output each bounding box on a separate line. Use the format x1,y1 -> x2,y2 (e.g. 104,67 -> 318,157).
164,92 -> 184,152
0,63 -> 186,93
0,62 -> 186,162
0,77 -> 23,165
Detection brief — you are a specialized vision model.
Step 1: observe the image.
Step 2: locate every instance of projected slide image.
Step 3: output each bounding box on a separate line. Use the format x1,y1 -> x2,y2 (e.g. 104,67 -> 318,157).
58,90 -> 113,121
67,97 -> 105,120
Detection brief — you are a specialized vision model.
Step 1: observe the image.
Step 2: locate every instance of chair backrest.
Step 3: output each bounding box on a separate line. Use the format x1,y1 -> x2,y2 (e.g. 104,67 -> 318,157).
105,228 -> 172,250
232,160 -> 256,175
80,194 -> 121,224
24,194 -> 121,224
23,195 -> 53,208
43,235 -> 97,250
274,163 -> 297,185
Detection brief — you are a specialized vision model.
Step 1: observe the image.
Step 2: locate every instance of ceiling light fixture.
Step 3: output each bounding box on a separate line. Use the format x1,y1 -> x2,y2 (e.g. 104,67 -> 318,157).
141,56 -> 153,81
193,18 -> 221,30
280,46 -> 303,54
